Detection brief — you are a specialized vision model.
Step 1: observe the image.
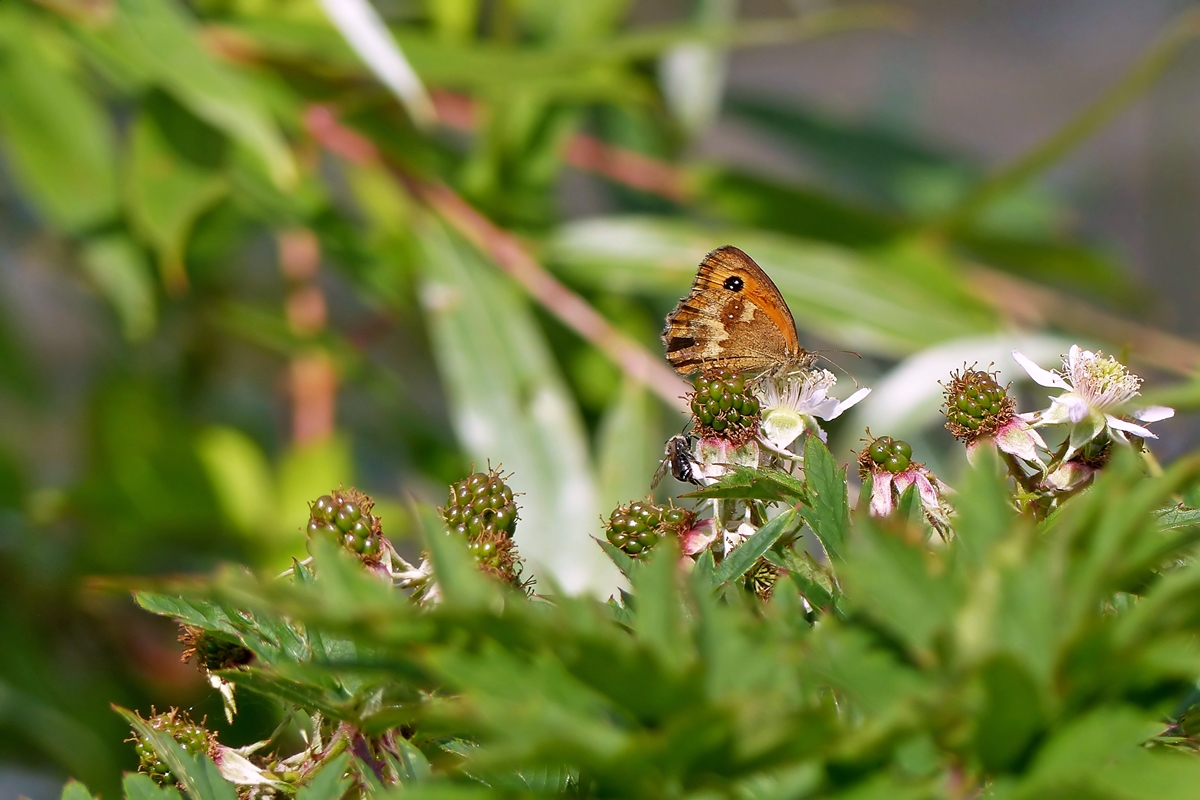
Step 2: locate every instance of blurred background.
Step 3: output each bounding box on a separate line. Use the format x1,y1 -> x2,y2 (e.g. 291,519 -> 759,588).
2,0 -> 1200,795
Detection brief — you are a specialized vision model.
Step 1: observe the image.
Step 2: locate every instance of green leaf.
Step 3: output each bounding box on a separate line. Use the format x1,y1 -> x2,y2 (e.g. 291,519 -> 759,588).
774,547 -> 840,615
954,446 -> 1016,568
727,95 -> 974,215
117,707 -> 238,800
221,668 -> 351,721
715,510 -> 797,585
125,106 -> 228,291
394,737 -> 432,784
79,235 -> 158,341
596,378 -> 660,515
296,753 -> 352,800
683,465 -> 807,503
629,540 -> 690,668
841,520 -> 960,654
415,505 -> 499,610
123,773 -> 183,800
316,0 -> 435,125
110,0 -> 296,188
0,6 -> 118,232
60,780 -> 98,800
801,436 -> 848,560
194,426 -> 276,541
1155,506 -> 1200,530
972,656 -> 1046,773
693,167 -> 899,246
689,547 -> 719,594
1021,706 -> 1160,790
416,222 -> 615,592
598,537 -> 646,583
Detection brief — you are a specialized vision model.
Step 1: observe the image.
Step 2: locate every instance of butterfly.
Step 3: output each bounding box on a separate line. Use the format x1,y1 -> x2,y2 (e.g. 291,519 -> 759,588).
651,433 -> 703,489
661,245 -> 806,377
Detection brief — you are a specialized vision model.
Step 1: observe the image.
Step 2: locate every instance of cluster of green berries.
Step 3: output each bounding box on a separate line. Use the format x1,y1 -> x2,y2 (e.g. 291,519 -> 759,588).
942,367 -> 1015,441
606,500 -> 695,557
306,488 -> 384,561
178,624 -> 253,673
441,468 -> 525,588
467,531 -> 524,588
690,372 -> 761,445
132,708 -> 213,787
441,469 -> 518,539
865,436 -> 914,475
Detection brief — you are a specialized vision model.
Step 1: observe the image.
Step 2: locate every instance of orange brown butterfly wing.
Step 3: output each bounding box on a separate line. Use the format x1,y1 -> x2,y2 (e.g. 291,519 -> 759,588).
661,245 -> 802,376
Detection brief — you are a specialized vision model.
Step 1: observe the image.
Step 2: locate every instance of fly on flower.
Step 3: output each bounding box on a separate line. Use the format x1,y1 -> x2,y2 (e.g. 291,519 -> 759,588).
1012,345 -> 1174,458
651,433 -> 703,488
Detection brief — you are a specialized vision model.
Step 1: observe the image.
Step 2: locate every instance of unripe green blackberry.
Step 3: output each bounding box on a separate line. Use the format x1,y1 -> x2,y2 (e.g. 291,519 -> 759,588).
689,372 -> 761,446
467,529 -> 526,590
605,500 -> 696,558
130,708 -> 214,787
441,468 -> 518,540
305,488 -> 384,562
858,435 -> 914,476
178,625 -> 253,673
942,366 -> 1016,442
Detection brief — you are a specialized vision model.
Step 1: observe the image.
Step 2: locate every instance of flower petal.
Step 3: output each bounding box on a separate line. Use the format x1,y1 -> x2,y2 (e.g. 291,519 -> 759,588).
761,409 -> 805,450
913,472 -> 940,512
1133,405 -> 1174,423
995,420 -> 1045,462
1057,394 -> 1092,424
681,519 -> 719,555
1044,460 -> 1095,491
827,387 -> 871,420
965,437 -> 992,465
1013,349 -> 1071,389
806,396 -> 843,421
870,474 -> 895,517
1035,398 -> 1072,426
1106,415 -> 1157,439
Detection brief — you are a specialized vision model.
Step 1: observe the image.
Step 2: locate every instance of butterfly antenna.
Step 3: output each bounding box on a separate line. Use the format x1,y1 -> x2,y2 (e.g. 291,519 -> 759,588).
813,349 -> 864,386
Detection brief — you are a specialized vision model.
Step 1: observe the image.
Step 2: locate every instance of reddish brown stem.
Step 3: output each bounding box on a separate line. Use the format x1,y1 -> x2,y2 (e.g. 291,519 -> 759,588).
303,105 -> 691,412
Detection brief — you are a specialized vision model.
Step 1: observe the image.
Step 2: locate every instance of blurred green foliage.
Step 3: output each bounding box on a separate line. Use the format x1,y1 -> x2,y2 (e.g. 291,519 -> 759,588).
0,0 -> 1196,794
90,446 -> 1200,799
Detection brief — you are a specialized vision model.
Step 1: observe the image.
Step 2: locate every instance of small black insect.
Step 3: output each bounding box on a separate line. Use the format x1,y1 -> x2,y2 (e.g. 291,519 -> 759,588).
652,433 -> 703,489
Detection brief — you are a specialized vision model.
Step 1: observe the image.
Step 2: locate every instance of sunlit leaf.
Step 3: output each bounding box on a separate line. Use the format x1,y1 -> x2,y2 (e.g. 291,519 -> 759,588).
110,0 -> 296,188
0,6 -> 118,232
79,235 -> 157,341
125,107 -> 227,290
416,222 -> 616,594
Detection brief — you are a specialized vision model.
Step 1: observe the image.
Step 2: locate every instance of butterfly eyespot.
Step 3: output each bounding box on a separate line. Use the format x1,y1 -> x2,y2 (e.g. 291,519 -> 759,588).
662,245 -> 802,376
